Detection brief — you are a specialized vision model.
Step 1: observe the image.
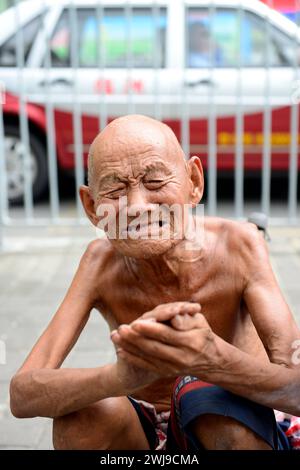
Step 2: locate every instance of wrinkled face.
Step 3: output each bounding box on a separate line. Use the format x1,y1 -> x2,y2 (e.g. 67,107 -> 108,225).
91,124 -> 192,259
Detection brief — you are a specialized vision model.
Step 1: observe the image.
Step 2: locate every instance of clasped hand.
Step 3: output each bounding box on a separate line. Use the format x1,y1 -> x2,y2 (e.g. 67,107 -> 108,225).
111,302 -> 220,381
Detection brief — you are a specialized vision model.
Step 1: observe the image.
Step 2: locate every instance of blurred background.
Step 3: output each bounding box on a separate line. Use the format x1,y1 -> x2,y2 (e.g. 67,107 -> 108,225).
0,0 -> 300,231
0,0 -> 300,450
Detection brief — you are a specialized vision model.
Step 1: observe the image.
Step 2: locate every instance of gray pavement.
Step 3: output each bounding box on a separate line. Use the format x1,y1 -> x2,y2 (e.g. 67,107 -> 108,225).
0,224 -> 300,449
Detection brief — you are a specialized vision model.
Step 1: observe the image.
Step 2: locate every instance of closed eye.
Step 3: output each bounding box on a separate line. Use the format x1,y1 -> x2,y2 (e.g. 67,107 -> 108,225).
107,187 -> 127,199
144,180 -> 165,188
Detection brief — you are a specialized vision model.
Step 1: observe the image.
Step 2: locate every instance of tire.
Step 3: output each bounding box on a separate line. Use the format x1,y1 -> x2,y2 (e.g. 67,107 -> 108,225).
5,125 -> 48,205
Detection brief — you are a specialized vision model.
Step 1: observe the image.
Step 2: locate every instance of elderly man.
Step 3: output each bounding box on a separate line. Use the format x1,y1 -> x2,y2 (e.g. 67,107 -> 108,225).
10,115 -> 300,450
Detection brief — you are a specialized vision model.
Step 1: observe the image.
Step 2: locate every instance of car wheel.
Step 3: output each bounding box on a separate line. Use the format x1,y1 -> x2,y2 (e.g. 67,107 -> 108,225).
5,125 -> 48,205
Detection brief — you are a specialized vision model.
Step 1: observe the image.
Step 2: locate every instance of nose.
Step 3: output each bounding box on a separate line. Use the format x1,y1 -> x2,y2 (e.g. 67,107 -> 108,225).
127,187 -> 155,218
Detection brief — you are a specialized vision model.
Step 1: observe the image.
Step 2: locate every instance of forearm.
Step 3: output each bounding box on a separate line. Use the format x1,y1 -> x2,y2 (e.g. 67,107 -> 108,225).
18,290 -> 93,374
198,335 -> 300,416
10,363 -> 122,419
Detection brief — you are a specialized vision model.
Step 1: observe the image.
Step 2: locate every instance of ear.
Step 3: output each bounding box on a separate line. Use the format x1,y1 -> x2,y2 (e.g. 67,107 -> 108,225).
79,185 -> 99,227
187,156 -> 204,207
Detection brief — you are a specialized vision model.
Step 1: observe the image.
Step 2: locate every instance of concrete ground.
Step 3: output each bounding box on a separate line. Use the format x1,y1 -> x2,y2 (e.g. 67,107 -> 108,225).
0,224 -> 300,449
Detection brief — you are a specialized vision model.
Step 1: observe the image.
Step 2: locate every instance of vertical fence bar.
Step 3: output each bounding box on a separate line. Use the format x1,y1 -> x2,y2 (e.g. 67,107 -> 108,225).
96,2 -> 108,132
261,0 -> 272,216
69,0 -> 84,218
234,3 -> 244,219
181,0 -> 190,158
14,0 -> 34,220
289,104 -> 299,221
125,1 -> 134,115
288,1 -> 300,222
207,4 -> 217,215
0,86 -> 8,250
153,0 -> 161,121
43,2 -> 60,222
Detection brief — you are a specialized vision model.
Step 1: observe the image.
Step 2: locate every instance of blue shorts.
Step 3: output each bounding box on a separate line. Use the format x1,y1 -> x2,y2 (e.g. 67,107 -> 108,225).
129,376 -> 291,450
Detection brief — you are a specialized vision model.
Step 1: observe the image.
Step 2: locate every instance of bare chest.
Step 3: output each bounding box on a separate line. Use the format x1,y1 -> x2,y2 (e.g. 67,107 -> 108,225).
99,270 -> 241,342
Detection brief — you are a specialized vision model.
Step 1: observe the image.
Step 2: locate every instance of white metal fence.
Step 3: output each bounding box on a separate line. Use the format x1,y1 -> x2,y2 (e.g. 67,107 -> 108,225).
0,0 -> 300,249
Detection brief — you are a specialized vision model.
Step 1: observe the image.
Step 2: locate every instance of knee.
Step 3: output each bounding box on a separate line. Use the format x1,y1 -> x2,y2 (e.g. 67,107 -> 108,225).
53,398 -> 128,450
53,408 -> 90,450
191,414 -> 271,450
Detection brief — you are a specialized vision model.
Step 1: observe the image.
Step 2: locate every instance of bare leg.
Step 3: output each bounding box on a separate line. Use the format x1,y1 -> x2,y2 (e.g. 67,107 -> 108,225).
53,397 -> 150,450
191,414 -> 272,450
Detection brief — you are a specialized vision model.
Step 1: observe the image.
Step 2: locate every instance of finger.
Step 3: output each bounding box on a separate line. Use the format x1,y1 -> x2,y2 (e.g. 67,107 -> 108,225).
131,320 -> 188,346
115,337 -> 148,359
116,335 -> 157,360
170,313 -> 206,331
132,312 -> 207,335
112,325 -> 151,355
111,330 -> 121,345
117,324 -> 184,364
140,302 -> 201,323
110,322 -> 150,345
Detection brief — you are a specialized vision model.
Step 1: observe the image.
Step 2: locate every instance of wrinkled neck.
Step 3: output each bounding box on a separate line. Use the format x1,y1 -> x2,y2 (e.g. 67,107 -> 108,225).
125,235 -> 206,286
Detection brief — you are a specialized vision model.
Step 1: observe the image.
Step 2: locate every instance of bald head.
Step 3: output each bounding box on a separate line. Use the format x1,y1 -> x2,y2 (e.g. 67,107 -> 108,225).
87,115 -> 186,192
80,114 -> 204,258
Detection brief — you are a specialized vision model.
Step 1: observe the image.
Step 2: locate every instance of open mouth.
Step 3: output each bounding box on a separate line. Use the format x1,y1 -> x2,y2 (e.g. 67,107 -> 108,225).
121,219 -> 169,238
136,219 -> 165,231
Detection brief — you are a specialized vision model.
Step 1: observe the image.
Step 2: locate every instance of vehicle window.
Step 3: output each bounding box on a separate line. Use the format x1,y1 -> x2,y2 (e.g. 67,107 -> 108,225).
50,9 -> 70,67
187,8 -> 239,68
0,13 -> 45,67
186,7 -> 299,68
242,11 -> 298,67
269,24 -> 297,66
240,12 -> 266,67
50,7 -> 167,68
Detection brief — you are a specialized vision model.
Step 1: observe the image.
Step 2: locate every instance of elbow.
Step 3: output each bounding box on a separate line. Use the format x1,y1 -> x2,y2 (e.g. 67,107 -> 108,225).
9,374 -> 35,418
10,404 -> 26,419
10,375 -> 24,418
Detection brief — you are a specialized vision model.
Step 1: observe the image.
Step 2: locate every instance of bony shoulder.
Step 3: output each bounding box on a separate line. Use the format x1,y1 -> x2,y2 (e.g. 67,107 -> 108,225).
232,220 -> 269,262
85,238 -> 110,257
83,238 -> 115,267
240,220 -> 266,246
211,217 -> 266,255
